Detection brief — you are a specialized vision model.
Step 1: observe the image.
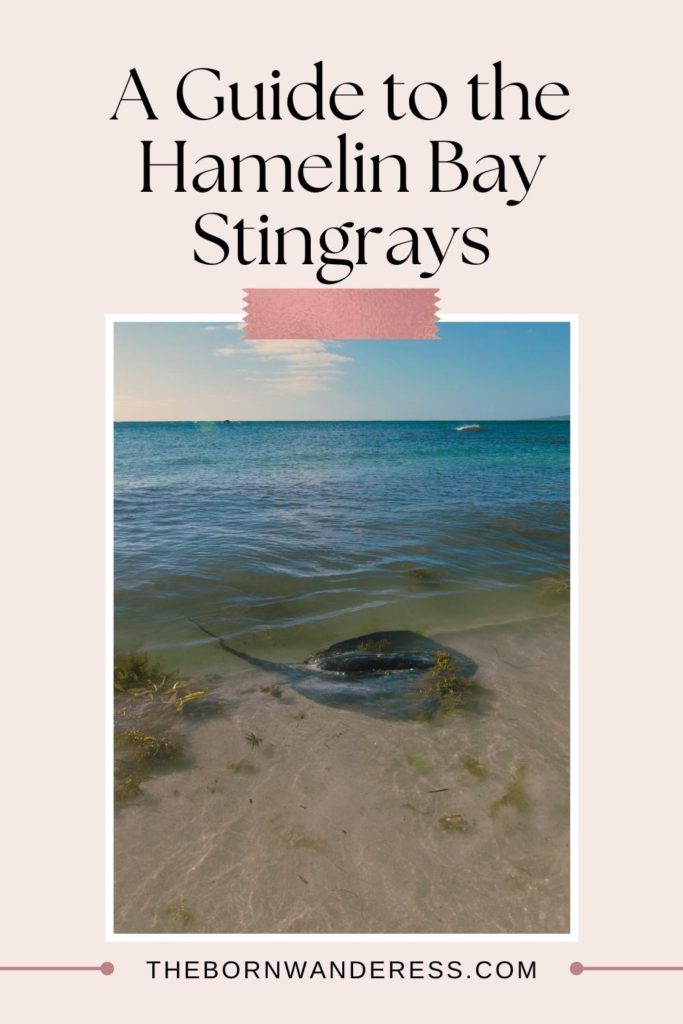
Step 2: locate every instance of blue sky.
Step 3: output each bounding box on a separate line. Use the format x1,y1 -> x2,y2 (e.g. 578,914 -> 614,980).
114,320 -> 569,421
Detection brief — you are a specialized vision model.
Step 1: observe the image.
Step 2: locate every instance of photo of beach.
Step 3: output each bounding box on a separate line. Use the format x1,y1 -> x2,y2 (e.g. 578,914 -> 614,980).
112,320 -> 571,935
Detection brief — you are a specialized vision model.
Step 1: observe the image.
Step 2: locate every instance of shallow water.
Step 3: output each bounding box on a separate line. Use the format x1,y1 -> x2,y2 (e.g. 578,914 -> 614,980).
115,420 -> 569,667
114,420 -> 570,933
114,615 -> 569,934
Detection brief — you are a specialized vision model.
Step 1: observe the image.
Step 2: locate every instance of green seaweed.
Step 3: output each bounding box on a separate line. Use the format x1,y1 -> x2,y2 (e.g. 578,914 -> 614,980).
430,650 -> 468,695
173,689 -> 208,710
357,637 -> 391,653
406,566 -> 437,582
114,652 -> 219,717
114,775 -> 144,803
489,764 -> 531,817
177,693 -> 223,719
114,729 -> 186,806
116,729 -> 185,763
114,651 -> 172,693
160,899 -> 195,931
114,655 -> 215,803
417,649 -> 473,715
460,755 -> 490,780
225,758 -> 257,773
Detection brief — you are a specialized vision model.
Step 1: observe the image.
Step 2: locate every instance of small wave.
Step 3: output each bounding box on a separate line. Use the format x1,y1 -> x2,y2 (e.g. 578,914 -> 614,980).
455,424 -> 482,432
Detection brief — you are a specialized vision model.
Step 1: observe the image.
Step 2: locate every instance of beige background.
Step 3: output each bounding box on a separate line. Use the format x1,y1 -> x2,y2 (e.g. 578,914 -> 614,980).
3,0 -> 681,1018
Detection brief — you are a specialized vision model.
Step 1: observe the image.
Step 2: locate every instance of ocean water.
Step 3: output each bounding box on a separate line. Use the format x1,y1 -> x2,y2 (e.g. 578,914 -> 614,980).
115,420 -> 569,668
114,419 -> 570,934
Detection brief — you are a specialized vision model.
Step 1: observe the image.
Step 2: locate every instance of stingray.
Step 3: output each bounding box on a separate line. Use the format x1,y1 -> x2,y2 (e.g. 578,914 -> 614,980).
190,619 -> 478,720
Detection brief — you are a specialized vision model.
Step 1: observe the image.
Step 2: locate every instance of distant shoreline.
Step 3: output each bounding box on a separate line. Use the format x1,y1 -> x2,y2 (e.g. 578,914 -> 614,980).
114,416 -> 570,425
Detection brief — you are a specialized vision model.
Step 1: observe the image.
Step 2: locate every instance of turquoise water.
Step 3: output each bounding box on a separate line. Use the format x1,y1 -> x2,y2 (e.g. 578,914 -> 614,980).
114,420 -> 569,668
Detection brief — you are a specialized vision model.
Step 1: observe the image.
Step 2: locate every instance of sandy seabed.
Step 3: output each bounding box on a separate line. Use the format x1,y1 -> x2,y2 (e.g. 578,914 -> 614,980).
114,612 -> 569,935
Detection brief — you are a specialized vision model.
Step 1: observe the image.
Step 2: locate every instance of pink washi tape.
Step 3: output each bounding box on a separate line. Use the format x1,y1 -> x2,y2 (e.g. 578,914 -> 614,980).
244,289 -> 438,340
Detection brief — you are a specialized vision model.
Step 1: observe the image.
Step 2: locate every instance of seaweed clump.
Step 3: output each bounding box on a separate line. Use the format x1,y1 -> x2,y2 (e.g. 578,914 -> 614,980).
225,758 -> 257,774
114,652 -> 170,693
114,651 -> 220,717
460,754 -> 490,780
116,729 -> 184,763
357,637 -> 391,653
406,566 -> 438,583
114,652 -> 215,804
160,899 -> 195,932
489,764 -> 531,817
114,775 -> 144,803
114,729 -> 186,803
419,650 -> 473,714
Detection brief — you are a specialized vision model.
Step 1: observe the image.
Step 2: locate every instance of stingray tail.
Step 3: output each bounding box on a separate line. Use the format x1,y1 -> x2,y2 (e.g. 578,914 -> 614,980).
188,618 -> 279,673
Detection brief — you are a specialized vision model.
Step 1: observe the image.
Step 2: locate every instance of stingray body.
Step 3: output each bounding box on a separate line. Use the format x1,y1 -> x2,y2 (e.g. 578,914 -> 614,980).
191,621 -> 478,719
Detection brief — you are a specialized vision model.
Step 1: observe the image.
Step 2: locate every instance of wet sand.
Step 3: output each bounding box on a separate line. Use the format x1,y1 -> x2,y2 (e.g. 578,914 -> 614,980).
114,612 -> 569,935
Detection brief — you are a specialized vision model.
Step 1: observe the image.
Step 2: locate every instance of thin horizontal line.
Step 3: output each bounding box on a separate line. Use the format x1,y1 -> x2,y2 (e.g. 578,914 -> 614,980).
587,967 -> 683,972
571,962 -> 683,974
0,964 -> 114,974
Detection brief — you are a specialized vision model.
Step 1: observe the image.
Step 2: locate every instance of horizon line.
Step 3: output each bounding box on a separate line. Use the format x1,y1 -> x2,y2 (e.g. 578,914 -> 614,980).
114,415 -> 570,424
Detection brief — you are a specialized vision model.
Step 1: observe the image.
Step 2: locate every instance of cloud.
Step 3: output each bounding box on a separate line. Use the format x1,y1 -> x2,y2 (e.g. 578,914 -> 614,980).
243,338 -> 352,392
211,335 -> 350,392
246,338 -> 326,356
206,323 -> 244,333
